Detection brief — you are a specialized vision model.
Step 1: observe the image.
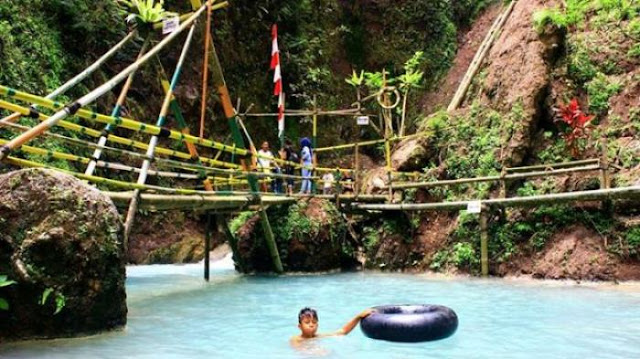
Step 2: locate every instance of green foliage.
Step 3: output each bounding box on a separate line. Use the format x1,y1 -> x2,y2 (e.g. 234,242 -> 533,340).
586,72 -> 622,114
40,287 -> 66,315
229,211 -> 256,235
362,227 -> 380,253
624,227 -> 640,257
345,70 -> 364,87
452,242 -> 478,268
0,274 -> 16,311
118,0 -> 168,24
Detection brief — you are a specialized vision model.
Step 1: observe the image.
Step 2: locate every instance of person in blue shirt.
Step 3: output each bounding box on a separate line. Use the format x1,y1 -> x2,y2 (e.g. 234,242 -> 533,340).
299,137 -> 313,194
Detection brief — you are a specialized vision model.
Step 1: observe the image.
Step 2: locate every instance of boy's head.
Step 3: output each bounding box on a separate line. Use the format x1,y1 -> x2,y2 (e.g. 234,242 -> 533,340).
297,307 -> 319,337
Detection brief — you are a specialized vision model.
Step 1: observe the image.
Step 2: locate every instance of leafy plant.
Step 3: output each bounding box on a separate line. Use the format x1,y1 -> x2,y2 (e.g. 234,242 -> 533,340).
555,99 -> 594,157
345,70 -> 365,87
117,0 -> 168,25
0,275 -> 16,311
586,72 -> 622,114
398,51 -> 425,136
41,287 -> 66,315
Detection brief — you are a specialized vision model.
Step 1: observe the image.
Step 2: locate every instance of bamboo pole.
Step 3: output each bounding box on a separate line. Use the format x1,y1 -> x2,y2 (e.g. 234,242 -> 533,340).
204,213 -> 212,281
0,32 -> 137,126
600,136 -> 612,212
0,4 -> 214,162
389,165 -> 601,190
156,58 -> 212,190
206,32 -> 283,273
106,192 -> 296,210
354,185 -> 640,212
85,38 -> 151,176
123,25 -> 198,249
199,0 -> 213,139
506,159 -> 598,172
312,95 -> 318,194
354,143 -> 360,198
447,0 -> 517,112
3,156 -> 253,195
480,210 -> 489,276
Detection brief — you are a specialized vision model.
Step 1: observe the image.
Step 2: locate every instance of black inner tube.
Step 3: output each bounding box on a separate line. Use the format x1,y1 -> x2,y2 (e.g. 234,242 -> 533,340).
360,305 -> 458,343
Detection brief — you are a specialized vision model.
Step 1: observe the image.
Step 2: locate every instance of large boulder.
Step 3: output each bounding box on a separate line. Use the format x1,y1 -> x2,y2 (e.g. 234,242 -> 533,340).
0,169 -> 126,340
232,198 -> 355,272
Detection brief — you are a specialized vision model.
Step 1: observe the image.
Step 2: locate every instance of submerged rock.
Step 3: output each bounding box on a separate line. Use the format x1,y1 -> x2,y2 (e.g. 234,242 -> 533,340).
0,169 -> 126,340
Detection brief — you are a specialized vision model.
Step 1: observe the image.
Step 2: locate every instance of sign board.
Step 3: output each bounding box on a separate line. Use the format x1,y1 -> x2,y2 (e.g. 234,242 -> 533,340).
356,116 -> 370,126
162,16 -> 180,35
466,201 -> 482,213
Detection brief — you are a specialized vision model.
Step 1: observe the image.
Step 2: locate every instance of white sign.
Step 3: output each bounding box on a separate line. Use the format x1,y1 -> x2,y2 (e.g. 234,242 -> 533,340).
162,16 -> 180,35
466,201 -> 482,213
356,116 -> 370,126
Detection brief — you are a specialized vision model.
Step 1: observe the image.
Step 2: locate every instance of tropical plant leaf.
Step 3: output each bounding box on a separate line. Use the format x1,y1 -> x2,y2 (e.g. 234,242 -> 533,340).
0,298 -> 8,310
41,288 -> 53,306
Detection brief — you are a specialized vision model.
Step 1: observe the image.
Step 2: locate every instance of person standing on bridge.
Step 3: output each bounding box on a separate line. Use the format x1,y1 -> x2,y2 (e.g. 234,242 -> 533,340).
299,137 -> 313,194
257,141 -> 276,193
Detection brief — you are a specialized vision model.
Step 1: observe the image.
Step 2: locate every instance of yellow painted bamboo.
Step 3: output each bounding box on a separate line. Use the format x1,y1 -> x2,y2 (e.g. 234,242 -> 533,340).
0,86 -> 247,157
0,99 -> 239,169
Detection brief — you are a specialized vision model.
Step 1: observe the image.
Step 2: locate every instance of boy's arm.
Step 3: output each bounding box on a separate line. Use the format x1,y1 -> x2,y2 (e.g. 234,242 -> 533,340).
331,309 -> 374,336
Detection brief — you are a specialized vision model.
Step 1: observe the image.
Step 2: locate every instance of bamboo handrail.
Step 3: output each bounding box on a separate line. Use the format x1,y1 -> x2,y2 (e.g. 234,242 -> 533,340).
354,185 -> 640,212
0,99 -> 239,169
0,85 -> 248,157
389,165 -> 601,190
505,159 -> 599,172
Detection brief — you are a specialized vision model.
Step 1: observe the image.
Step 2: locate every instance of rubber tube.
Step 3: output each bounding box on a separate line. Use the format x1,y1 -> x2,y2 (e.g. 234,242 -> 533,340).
360,305 -> 458,342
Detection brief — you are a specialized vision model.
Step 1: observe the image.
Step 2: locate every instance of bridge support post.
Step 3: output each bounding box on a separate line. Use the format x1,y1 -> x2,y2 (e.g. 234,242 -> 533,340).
204,212 -> 212,281
599,136 -> 612,213
207,38 -> 283,273
480,209 -> 489,277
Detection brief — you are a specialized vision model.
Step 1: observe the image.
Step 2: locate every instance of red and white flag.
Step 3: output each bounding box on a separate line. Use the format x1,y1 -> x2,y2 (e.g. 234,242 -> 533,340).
271,24 -> 285,139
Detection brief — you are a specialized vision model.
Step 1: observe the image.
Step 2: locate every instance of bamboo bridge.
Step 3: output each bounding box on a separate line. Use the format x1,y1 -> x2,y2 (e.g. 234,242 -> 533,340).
1,0 -> 638,278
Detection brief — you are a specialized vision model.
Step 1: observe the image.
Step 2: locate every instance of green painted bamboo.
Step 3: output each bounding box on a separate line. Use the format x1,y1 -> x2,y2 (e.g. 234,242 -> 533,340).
0,99 -> 239,169
85,37 -> 151,176
0,31 -> 136,126
206,37 -> 283,273
0,2 -> 216,162
123,25 -> 197,249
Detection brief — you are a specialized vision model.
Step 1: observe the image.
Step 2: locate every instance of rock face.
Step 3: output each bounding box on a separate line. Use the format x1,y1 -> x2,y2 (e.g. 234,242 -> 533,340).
233,198 -> 355,272
0,169 -> 126,340
481,0 -> 562,166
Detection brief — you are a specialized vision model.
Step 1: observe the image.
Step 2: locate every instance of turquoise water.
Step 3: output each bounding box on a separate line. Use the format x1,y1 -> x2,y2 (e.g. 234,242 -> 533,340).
2,255 -> 640,358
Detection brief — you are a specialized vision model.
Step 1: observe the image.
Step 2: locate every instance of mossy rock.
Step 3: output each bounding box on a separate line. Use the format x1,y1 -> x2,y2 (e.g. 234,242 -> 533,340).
231,198 -> 354,272
0,169 -> 126,341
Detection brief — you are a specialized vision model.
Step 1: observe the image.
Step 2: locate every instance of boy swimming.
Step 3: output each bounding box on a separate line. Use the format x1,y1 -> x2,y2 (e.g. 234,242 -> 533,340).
290,307 -> 374,344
